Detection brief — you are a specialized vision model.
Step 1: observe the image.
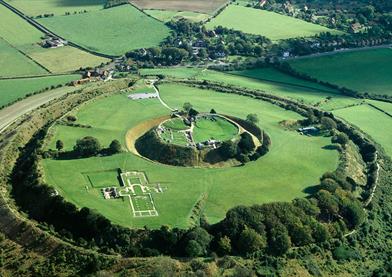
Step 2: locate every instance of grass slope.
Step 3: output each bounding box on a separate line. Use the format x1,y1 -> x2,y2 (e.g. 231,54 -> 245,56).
140,67 -> 362,110
206,5 -> 342,40
334,104 -> 392,157
37,5 -> 171,56
289,48 -> 392,96
42,83 -> 338,228
6,0 -> 104,16
0,74 -> 80,107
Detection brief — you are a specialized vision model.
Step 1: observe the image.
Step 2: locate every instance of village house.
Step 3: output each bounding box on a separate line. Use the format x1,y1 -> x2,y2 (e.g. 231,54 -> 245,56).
41,37 -> 67,48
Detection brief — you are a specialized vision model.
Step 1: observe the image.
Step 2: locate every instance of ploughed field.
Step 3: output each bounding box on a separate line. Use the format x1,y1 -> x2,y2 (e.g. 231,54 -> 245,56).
205,5 -> 342,40
41,82 -> 339,228
37,5 -> 171,56
289,48 -> 392,96
144,10 -> 210,22
130,0 -> 228,14
5,0 -> 105,16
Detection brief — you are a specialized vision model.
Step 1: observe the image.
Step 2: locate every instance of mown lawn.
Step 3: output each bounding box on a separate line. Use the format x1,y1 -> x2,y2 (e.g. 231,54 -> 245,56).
334,104 -> 392,157
206,5 -> 342,40
37,5 -> 171,56
289,48 -> 392,96
42,83 -> 338,228
192,116 -> 238,143
163,118 -> 189,130
6,0 -> 104,16
0,74 -> 80,107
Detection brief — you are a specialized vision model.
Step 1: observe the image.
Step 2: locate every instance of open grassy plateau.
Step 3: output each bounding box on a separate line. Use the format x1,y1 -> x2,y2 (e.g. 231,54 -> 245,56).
289,48 -> 392,97
37,4 -> 171,56
206,5 -> 342,40
42,82 -> 339,228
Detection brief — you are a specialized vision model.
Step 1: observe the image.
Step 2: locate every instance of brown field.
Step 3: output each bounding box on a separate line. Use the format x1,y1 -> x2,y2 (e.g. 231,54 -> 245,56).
130,0 -> 228,14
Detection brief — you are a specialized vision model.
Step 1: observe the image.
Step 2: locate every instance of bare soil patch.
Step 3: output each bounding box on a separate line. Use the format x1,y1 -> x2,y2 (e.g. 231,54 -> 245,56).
130,0 -> 228,14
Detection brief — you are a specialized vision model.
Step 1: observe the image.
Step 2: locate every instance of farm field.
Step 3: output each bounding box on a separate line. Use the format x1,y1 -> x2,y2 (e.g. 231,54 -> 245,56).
0,38 -> 48,78
289,48 -> 392,96
140,67 -> 362,110
0,4 -> 42,47
205,5 -> 342,40
0,74 -> 80,107
366,99 -> 392,115
27,46 -> 109,73
37,5 -> 171,56
5,0 -> 105,16
42,83 -> 338,228
130,0 -> 228,14
144,9 -> 210,22
0,3 -> 109,73
334,104 -> 392,157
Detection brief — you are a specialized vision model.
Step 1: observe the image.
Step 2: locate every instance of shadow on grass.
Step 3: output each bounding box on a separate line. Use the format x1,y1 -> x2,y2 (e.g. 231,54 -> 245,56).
322,144 -> 339,150
303,184 -> 322,195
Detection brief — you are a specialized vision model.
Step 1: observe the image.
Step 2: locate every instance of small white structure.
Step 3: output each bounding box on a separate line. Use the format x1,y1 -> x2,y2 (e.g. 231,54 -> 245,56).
128,92 -> 159,100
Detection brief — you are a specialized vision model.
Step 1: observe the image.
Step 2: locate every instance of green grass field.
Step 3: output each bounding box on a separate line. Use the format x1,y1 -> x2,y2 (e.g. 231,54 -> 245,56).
334,104 -> 392,157
206,5 -> 342,40
42,83 -> 338,228
0,4 -> 43,47
84,170 -> 119,188
289,48 -> 392,96
6,0 -> 104,16
140,67 -> 362,110
193,116 -> 238,143
0,38 -> 48,78
144,9 -> 210,22
27,46 -> 109,73
0,3 -> 109,74
163,118 -> 189,130
366,99 -> 392,115
37,5 -> 171,56
0,74 -> 80,107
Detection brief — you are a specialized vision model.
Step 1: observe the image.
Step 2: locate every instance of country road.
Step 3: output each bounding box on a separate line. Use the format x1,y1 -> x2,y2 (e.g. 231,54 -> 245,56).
0,86 -> 80,133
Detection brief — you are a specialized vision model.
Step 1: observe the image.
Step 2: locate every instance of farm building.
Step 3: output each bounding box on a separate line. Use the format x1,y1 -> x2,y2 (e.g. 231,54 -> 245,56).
298,126 -> 319,135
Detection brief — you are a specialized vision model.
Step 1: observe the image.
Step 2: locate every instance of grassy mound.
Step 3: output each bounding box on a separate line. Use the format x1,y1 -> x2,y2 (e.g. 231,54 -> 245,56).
42,83 -> 338,228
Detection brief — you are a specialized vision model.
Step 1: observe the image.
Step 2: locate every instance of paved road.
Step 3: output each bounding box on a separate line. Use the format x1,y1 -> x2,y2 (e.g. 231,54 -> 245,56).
0,86 -> 79,133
